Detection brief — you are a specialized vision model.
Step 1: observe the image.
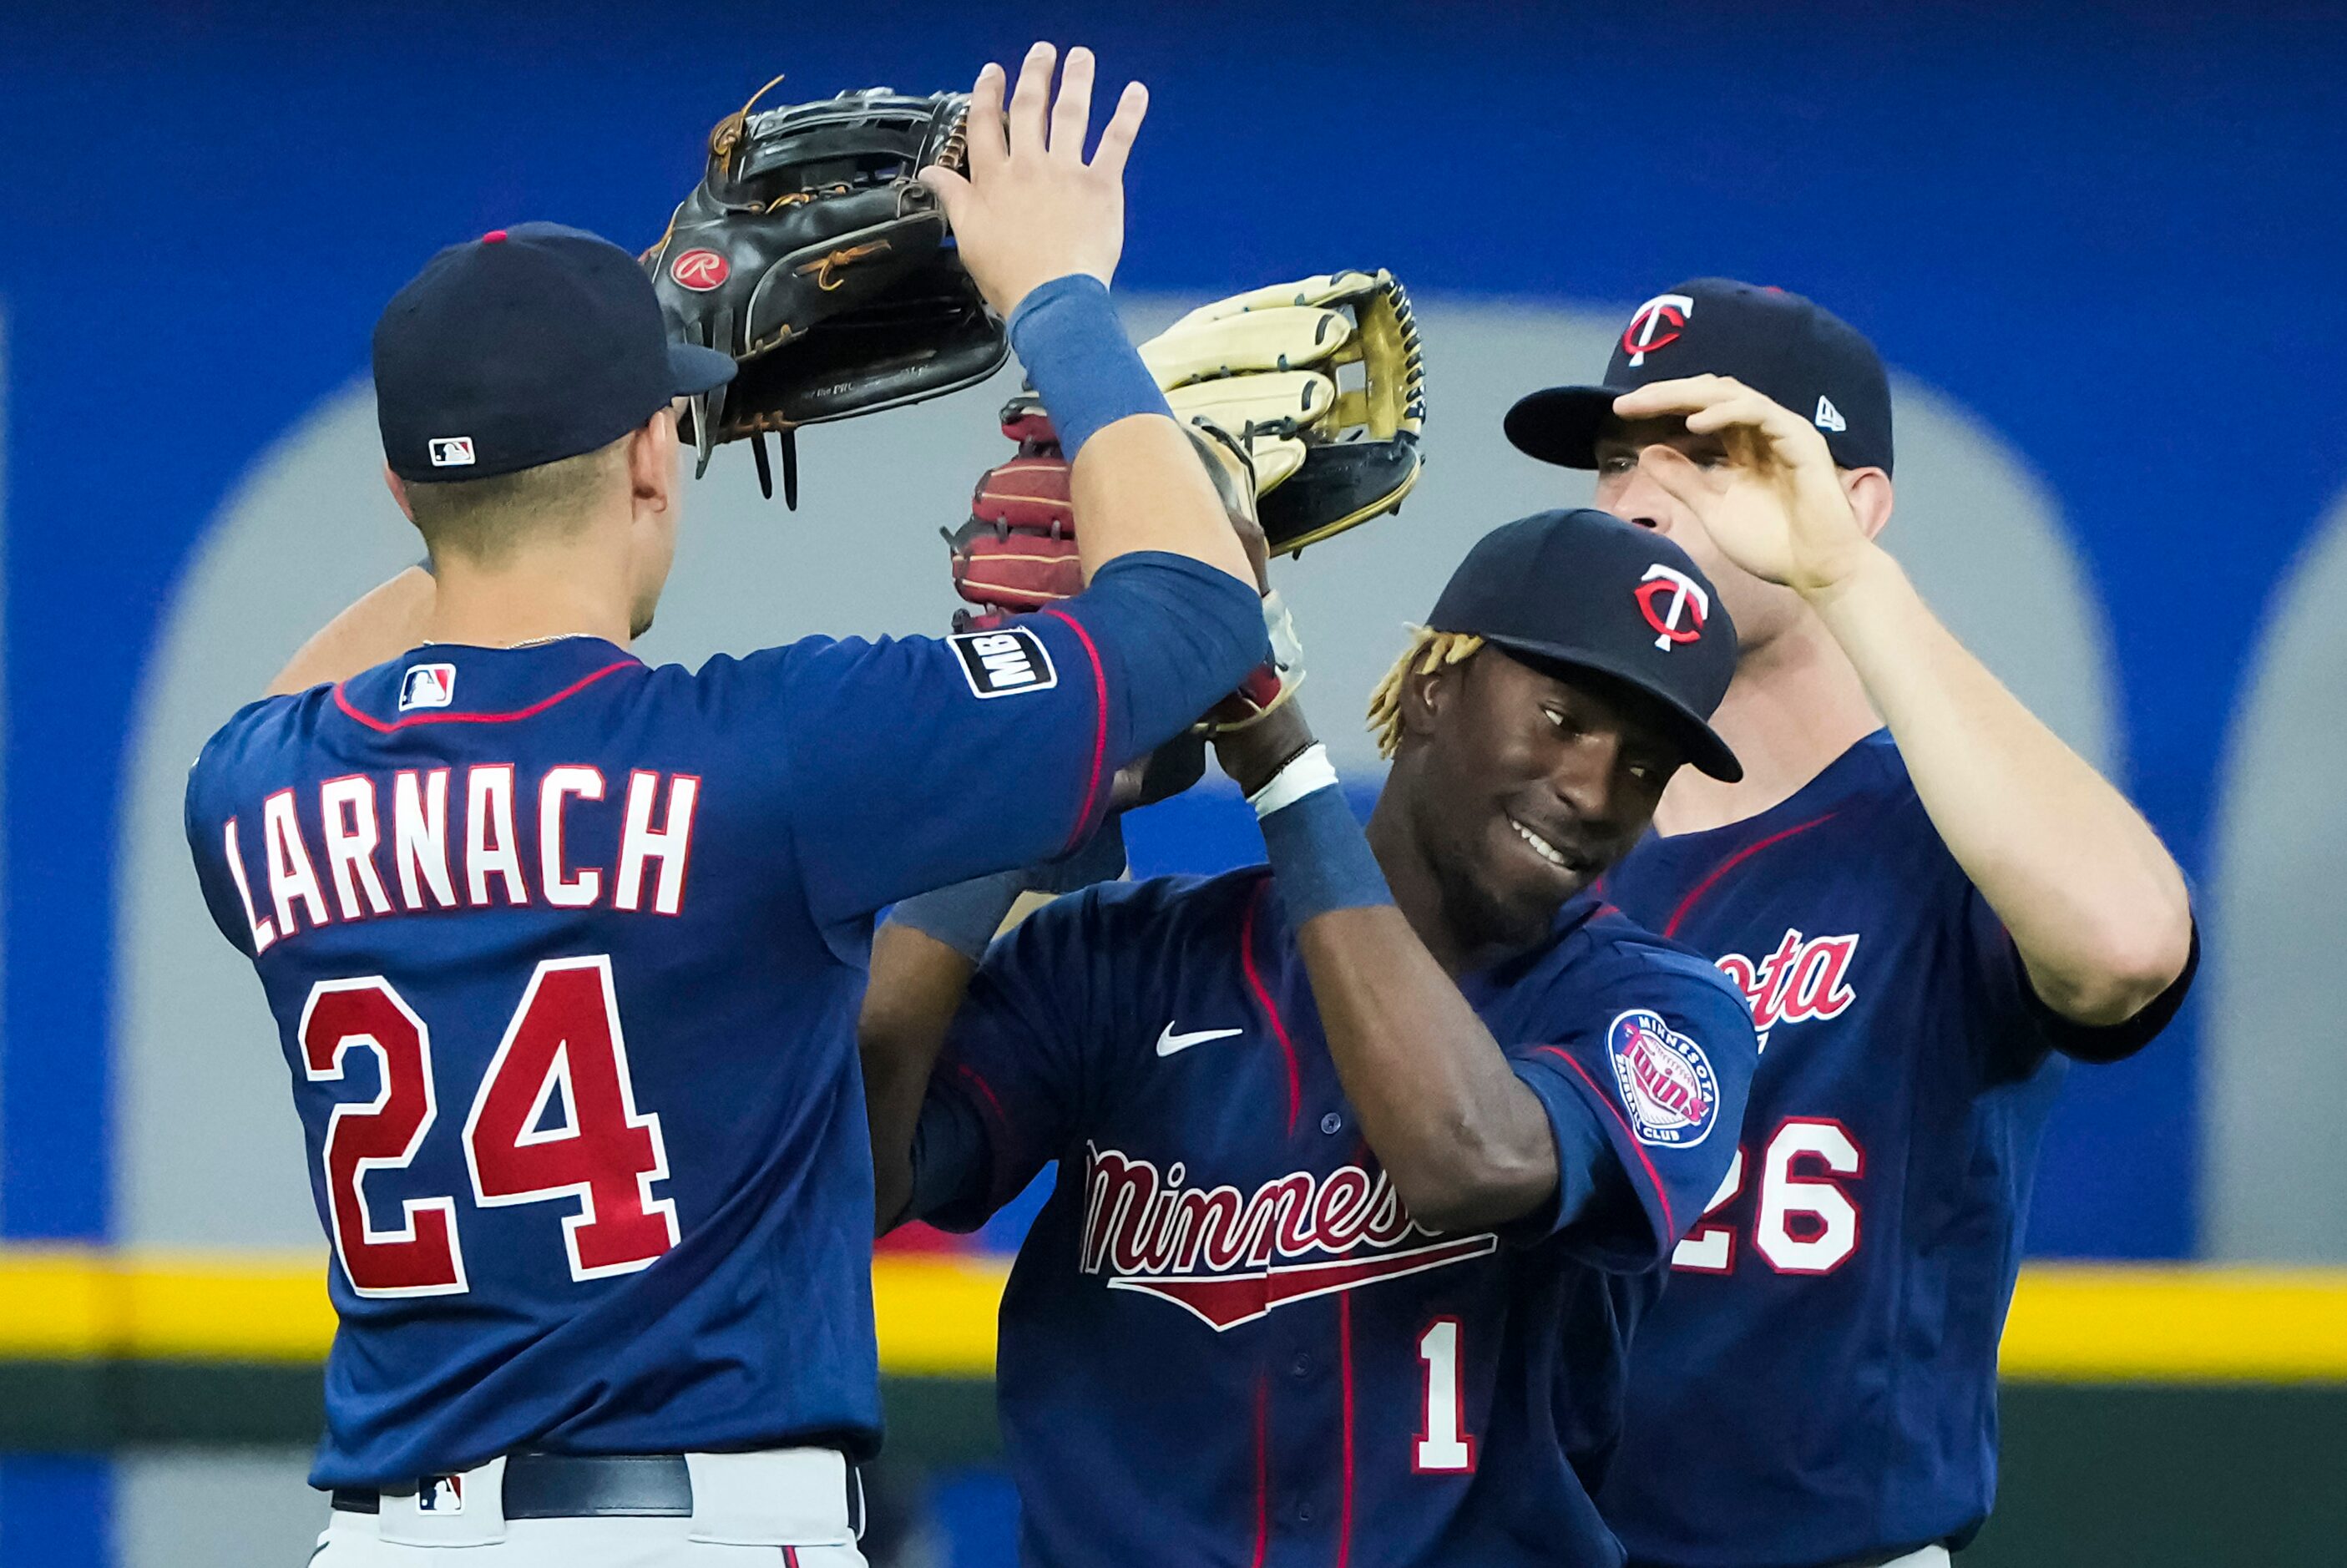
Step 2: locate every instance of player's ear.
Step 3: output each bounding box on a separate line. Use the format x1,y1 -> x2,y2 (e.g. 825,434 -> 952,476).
1842,467 -> 1893,541
1399,658 -> 1459,743
382,463 -> 419,527
627,407 -> 681,523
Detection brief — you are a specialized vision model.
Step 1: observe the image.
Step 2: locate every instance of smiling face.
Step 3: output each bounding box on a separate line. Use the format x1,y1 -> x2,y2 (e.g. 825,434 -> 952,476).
1388,646 -> 1686,959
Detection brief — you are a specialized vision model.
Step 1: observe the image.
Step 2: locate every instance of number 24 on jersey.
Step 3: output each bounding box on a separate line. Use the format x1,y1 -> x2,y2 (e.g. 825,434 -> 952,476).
300,956 -> 677,1297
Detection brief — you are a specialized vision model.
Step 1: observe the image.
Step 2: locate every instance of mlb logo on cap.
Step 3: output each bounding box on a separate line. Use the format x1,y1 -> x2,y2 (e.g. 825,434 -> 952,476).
427,436 -> 477,468
399,663 -> 457,712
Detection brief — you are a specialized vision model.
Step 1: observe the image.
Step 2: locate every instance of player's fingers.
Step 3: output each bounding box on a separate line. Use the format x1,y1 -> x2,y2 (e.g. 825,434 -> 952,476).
1050,46 -> 1095,159
1087,82 -> 1149,177
1679,390 -> 1784,437
964,63 -> 1008,176
1637,443 -> 1712,510
1609,375 -> 1735,422
917,164 -> 972,225
1686,395 -> 1818,469
1007,41 -> 1056,157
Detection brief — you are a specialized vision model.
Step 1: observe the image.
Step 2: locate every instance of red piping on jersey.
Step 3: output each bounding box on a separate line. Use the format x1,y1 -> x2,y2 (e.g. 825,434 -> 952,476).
1249,1373 -> 1270,1568
953,1062 -> 1019,1204
1239,878 -> 1303,1136
1042,606 -> 1110,852
1338,1294 -> 1357,1568
331,660 -> 638,733
953,1062 -> 1011,1138
1659,812 -> 1839,938
1536,1045 -> 1676,1241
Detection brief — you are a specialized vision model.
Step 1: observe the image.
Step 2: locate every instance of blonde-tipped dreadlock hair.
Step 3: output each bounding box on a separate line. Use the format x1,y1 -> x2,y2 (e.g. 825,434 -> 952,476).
1366,626 -> 1485,760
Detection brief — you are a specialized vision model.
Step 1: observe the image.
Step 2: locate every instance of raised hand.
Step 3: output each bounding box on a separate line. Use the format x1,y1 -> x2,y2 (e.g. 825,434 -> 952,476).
918,43 -> 1149,320
1611,375 -> 1877,599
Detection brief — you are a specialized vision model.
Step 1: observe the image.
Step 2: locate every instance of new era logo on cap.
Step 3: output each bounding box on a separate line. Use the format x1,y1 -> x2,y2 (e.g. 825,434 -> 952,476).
1814,396 -> 1847,432
398,663 -> 457,711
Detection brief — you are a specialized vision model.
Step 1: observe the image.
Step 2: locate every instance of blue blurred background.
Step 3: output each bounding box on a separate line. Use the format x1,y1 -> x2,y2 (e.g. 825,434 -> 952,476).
4,2 -> 2346,1562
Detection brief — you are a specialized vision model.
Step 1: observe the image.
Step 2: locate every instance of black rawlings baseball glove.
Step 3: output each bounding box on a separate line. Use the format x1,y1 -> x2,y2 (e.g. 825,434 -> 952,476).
643,78 -> 1010,505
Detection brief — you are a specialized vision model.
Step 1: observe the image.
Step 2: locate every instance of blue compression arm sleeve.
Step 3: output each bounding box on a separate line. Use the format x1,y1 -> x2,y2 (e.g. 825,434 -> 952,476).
1008,275 -> 1173,457
1066,551 -> 1269,766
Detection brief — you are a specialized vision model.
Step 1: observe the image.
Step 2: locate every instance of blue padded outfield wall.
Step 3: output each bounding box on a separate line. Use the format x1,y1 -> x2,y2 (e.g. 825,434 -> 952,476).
5,0 -> 2347,1274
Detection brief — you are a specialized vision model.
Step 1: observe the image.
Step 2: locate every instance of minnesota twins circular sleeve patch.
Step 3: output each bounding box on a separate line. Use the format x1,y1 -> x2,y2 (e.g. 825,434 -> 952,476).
1606,1009 -> 1720,1146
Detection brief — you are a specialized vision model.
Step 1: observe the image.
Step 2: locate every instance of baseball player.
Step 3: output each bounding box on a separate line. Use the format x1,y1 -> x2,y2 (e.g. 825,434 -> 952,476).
861,508 -> 1765,1567
1502,280 -> 2198,1567
184,45 -> 1276,1564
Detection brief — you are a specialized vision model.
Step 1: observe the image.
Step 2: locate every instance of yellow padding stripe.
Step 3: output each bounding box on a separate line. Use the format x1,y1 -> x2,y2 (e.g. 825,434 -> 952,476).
0,1248 -> 1006,1373
1996,1263 -> 2347,1383
5,1250 -> 2344,1382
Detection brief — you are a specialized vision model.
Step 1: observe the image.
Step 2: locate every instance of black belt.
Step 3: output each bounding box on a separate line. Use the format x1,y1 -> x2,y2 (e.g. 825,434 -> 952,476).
334,1454 -> 693,1520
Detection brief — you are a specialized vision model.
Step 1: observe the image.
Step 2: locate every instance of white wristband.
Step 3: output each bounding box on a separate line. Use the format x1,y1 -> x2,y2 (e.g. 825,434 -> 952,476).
1247,742 -> 1341,819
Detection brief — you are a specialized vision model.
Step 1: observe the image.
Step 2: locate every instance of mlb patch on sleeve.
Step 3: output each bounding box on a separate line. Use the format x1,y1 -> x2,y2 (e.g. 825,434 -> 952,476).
949,627 -> 1057,699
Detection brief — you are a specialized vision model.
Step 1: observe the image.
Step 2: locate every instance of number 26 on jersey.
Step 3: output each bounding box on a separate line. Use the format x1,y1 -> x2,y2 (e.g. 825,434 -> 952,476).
1672,1119 -> 1864,1276
299,956 -> 677,1297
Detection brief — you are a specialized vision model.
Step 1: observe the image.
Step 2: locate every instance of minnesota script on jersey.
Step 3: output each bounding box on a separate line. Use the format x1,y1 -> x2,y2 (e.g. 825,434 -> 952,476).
183,620 -> 1116,1489
1596,732 -> 2193,1565
909,871 -> 1760,1568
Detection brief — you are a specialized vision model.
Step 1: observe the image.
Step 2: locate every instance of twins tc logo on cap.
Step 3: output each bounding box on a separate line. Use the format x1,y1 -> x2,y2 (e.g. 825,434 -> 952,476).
1607,1009 -> 1719,1147
398,663 -> 457,712
1621,291 -> 1696,367
1634,563 -> 1710,651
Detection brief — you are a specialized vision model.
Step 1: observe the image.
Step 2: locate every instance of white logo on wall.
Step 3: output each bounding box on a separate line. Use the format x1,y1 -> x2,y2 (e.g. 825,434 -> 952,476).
949,628 -> 1058,699
1814,396 -> 1848,433
398,663 -> 456,711
428,436 -> 477,468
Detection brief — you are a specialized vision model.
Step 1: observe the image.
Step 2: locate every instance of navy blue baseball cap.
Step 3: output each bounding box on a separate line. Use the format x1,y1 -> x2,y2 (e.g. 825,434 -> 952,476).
1505,278 -> 1893,476
1429,508 -> 1742,781
374,221 -> 736,483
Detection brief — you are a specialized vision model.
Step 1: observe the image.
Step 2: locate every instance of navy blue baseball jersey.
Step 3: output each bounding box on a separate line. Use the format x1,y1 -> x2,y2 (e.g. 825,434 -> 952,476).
1593,731 -> 2194,1567
182,556 -> 1267,1490
908,870 -> 1759,1568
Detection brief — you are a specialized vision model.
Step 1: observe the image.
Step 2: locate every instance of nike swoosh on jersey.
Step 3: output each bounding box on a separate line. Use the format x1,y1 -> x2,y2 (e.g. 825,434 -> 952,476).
1156,1024 -> 1245,1056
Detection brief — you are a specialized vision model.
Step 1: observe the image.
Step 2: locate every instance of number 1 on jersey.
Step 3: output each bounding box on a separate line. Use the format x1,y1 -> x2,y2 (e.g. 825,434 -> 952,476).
1414,1318 -> 1475,1473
